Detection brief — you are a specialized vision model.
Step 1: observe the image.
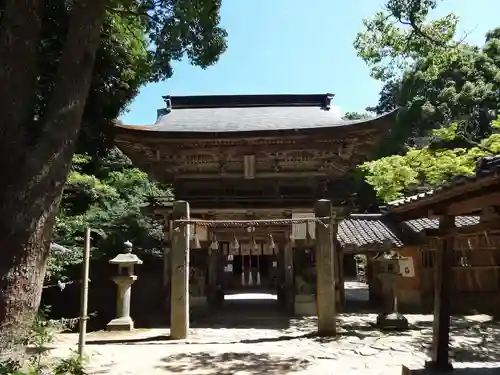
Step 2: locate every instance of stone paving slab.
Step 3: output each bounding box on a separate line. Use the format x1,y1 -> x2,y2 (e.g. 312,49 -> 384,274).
49,313 -> 500,375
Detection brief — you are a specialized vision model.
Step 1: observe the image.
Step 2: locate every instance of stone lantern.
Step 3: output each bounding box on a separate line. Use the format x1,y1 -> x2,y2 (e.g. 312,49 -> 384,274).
372,250 -> 408,330
106,241 -> 143,331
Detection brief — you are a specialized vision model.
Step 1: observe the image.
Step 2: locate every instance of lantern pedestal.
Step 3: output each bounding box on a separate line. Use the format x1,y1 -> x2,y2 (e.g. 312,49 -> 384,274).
372,251 -> 409,331
376,312 -> 409,330
107,316 -> 135,331
107,276 -> 137,331
106,241 -> 142,332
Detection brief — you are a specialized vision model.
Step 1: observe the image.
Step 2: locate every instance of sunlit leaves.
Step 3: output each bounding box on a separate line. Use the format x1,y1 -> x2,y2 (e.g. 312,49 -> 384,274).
132,0 -> 228,81
343,112 -> 373,120
356,0 -> 500,160
360,117 -> 500,202
354,1 -> 459,81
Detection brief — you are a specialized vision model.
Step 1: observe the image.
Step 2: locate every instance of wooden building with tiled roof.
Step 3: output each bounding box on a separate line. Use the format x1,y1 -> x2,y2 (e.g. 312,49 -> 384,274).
116,93 -> 397,209
115,93 -> 398,315
383,155 -> 500,372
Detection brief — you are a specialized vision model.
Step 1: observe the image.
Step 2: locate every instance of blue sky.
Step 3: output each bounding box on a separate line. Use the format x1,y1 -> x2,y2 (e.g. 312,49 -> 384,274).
121,0 -> 499,125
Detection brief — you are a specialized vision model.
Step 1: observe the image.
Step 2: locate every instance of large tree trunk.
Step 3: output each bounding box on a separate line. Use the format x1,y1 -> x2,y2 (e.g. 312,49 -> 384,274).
0,0 -> 107,359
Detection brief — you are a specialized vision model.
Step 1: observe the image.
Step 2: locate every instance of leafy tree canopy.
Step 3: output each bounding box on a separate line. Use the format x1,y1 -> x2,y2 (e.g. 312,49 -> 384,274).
355,0 -> 500,154
49,149 -> 171,280
354,0 -> 500,202
360,116 -> 500,203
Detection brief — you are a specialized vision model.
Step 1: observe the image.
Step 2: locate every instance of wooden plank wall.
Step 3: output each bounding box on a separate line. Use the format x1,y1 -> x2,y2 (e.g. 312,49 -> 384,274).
420,230 -> 500,310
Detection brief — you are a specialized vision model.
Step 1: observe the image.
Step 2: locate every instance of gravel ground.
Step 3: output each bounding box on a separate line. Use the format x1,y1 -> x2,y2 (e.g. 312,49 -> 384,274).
49,311 -> 500,375
44,283 -> 500,374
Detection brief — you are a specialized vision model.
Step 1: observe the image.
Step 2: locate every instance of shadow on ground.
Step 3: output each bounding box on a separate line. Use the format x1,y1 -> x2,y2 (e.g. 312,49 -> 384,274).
411,368 -> 500,375
134,295 -> 293,330
328,314 -> 500,363
416,316 -> 500,363
157,352 -> 310,375
85,313 -> 500,365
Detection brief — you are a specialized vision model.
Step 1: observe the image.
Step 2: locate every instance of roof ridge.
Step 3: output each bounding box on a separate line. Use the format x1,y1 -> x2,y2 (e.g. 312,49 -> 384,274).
161,93 -> 335,110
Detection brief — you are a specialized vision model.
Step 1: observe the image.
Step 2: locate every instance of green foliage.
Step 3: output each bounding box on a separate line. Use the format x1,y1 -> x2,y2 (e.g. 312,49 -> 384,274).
79,0 -> 227,154
31,0 -> 151,155
52,353 -> 88,375
0,307 -> 84,375
354,0 -> 459,81
49,149 -> 172,279
7,0 -> 228,156
360,117 -> 500,202
355,0 -> 500,201
342,112 -> 372,120
355,0 -> 500,154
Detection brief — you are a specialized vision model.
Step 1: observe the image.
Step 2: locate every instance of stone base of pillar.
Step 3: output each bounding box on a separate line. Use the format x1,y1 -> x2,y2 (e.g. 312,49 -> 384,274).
294,294 -> 316,316
106,316 -> 134,331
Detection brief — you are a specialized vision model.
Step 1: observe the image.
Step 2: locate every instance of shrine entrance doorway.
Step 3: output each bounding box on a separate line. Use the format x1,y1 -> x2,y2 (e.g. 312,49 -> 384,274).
224,251 -> 280,294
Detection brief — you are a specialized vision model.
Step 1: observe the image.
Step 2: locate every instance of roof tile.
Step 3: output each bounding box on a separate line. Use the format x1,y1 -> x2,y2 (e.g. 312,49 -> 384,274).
338,215 -> 403,250
338,215 -> 479,251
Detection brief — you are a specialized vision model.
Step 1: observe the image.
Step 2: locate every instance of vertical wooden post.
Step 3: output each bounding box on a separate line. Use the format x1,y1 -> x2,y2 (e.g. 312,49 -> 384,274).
426,214 -> 454,371
170,201 -> 190,339
283,228 -> 294,314
207,230 -> 219,308
78,227 -> 91,358
336,243 -> 345,310
315,199 -> 336,335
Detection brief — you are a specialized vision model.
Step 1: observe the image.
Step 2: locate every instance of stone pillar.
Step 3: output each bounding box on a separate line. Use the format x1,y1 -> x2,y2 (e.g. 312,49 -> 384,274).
426,215 -> 454,371
170,201 -> 190,340
107,241 -> 142,331
315,199 -> 336,336
163,216 -> 172,314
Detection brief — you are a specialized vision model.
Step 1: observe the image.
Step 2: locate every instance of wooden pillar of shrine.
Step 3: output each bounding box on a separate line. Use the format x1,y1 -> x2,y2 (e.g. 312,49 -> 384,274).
335,238 -> 345,310
170,201 -> 190,339
315,199 -> 336,336
426,214 -> 454,371
283,213 -> 295,314
207,229 -> 221,308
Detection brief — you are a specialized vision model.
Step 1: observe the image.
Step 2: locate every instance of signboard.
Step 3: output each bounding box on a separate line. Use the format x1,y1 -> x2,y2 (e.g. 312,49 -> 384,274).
292,213 -> 315,239
399,258 -> 415,278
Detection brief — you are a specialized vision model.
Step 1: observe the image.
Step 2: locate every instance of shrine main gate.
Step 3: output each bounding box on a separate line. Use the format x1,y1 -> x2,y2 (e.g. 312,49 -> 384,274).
114,93 -> 396,336
165,199 -> 339,339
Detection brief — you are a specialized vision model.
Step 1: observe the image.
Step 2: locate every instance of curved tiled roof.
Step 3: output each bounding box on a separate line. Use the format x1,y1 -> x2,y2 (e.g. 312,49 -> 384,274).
129,107 -> 393,133
337,214 -> 480,251
116,93 -> 397,135
338,214 -> 403,250
403,216 -> 480,232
